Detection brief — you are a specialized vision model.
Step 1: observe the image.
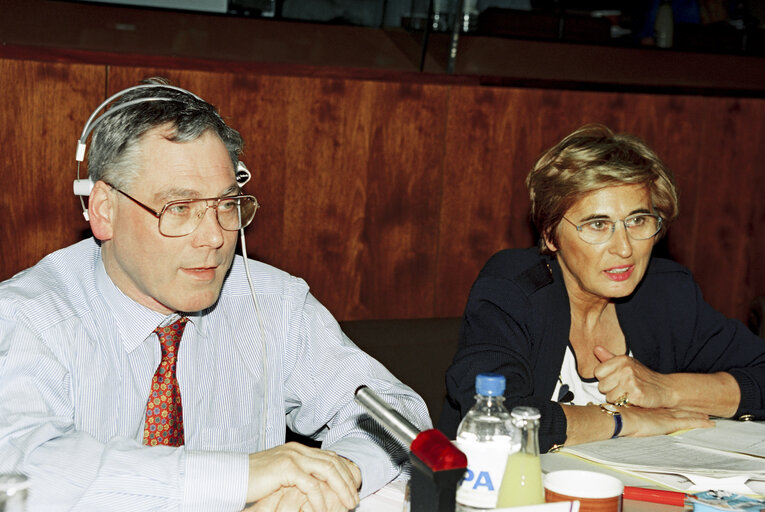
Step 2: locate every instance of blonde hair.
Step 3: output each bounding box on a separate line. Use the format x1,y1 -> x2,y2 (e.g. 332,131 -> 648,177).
526,124 -> 679,255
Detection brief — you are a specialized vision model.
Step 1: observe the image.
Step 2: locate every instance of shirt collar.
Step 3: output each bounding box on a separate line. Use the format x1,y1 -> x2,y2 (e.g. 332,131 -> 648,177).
94,254 -> 194,353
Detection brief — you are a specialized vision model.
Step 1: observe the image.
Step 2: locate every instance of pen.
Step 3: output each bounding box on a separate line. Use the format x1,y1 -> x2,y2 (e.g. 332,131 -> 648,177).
623,486 -> 689,507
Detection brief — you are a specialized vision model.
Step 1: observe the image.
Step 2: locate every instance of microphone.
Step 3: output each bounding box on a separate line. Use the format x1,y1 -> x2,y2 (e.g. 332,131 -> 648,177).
355,386 -> 467,512
354,386 -> 420,444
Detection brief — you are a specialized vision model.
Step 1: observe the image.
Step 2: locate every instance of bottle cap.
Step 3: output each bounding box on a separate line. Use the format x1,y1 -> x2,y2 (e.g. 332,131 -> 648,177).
511,406 -> 541,420
475,373 -> 506,396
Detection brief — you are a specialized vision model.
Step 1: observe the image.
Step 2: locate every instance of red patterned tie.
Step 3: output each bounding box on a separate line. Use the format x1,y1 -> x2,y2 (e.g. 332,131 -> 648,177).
143,317 -> 188,446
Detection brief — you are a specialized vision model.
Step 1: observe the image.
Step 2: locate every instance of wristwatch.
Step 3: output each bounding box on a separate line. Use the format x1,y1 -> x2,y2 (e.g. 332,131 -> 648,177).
600,403 -> 623,438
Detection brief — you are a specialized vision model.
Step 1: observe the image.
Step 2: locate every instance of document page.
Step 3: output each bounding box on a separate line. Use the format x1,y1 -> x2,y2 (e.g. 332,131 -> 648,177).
672,420 -> 765,458
561,436 -> 765,478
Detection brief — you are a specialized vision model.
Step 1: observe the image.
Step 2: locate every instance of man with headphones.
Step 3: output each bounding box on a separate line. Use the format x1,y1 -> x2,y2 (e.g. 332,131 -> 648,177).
0,78 -> 431,511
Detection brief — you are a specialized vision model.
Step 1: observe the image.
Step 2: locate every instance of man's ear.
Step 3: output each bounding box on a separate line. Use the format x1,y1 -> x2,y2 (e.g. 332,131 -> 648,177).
88,181 -> 115,241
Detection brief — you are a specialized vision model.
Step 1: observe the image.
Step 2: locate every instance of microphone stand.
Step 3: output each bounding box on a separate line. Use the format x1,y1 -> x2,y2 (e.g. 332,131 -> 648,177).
355,386 -> 467,512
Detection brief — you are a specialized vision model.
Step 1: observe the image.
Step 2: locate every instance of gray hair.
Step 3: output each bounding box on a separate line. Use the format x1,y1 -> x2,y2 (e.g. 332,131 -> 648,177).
87,78 -> 244,191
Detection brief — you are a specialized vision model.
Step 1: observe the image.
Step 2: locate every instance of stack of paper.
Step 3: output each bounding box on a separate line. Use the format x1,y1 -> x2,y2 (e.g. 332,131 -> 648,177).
559,420 -> 765,495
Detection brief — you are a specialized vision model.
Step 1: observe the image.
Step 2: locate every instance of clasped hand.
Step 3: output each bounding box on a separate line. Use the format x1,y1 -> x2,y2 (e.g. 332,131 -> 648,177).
592,346 -> 713,437
245,442 -> 362,512
593,346 -> 674,408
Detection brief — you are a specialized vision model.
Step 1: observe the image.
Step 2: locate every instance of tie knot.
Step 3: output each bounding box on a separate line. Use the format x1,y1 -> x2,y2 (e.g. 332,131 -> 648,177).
154,317 -> 188,354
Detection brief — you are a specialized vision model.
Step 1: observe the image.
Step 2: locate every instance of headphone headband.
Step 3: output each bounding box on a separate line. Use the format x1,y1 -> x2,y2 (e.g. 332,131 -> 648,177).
74,83 -> 250,221
76,84 -> 207,163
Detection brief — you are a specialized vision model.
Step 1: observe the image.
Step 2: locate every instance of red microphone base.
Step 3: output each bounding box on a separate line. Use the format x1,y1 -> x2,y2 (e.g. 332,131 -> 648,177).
409,429 -> 467,512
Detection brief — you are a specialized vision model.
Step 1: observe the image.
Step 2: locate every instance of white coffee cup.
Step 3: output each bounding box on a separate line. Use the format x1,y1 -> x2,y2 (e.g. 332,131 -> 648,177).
544,470 -> 623,512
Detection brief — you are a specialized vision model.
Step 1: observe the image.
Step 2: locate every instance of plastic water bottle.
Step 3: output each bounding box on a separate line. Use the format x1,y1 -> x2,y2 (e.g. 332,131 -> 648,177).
455,373 -> 520,510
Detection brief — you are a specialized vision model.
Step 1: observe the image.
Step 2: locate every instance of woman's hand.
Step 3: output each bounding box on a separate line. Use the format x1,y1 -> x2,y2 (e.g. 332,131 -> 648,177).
617,406 -> 713,438
561,402 -> 713,447
592,346 -> 741,417
593,346 -> 675,408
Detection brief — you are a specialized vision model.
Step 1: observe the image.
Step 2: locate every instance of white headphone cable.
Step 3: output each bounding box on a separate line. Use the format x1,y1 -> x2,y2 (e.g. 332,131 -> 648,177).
239,227 -> 269,451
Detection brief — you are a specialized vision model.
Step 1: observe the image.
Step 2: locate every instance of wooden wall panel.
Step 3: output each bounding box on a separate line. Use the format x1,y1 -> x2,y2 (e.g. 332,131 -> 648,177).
753,147 -> 765,327
687,98 -> 765,320
274,77 -> 449,319
1,58 -> 762,323
0,59 -> 104,280
437,87 -> 535,317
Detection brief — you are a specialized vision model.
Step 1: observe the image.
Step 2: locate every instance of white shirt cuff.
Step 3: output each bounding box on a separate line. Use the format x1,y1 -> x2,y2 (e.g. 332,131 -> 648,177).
326,437 -> 402,498
183,450 -> 248,512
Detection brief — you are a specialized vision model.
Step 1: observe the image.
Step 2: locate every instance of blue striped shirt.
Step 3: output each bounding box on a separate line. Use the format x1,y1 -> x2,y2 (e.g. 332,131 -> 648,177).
0,238 -> 431,511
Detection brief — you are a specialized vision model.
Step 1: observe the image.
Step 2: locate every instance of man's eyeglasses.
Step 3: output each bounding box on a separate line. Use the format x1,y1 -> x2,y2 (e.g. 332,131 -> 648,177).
562,213 -> 662,245
106,183 -> 259,237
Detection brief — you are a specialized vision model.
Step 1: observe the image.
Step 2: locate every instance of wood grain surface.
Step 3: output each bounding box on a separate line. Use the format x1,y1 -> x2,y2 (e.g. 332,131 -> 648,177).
1,59 -> 762,324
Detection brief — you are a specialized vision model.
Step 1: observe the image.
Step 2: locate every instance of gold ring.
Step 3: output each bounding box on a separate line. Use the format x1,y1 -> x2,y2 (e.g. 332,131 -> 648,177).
614,393 -> 630,407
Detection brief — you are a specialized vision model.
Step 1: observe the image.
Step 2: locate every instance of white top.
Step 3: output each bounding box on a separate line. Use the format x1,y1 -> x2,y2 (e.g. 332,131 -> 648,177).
551,345 -> 607,405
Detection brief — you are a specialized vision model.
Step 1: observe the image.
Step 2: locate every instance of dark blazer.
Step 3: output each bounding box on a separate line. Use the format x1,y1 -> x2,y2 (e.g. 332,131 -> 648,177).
438,248 -> 765,452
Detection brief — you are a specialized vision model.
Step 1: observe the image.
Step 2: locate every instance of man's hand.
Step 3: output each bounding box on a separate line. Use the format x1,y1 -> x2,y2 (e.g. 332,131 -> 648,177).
245,481 -> 353,512
245,443 -> 361,512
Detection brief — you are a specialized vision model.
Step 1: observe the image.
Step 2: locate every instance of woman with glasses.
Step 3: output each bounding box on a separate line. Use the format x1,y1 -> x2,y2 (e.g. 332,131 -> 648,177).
438,124 -> 765,451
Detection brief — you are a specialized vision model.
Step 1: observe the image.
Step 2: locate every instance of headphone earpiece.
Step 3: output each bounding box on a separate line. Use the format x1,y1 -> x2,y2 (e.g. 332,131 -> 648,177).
236,161 -> 252,187
73,179 -> 95,198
